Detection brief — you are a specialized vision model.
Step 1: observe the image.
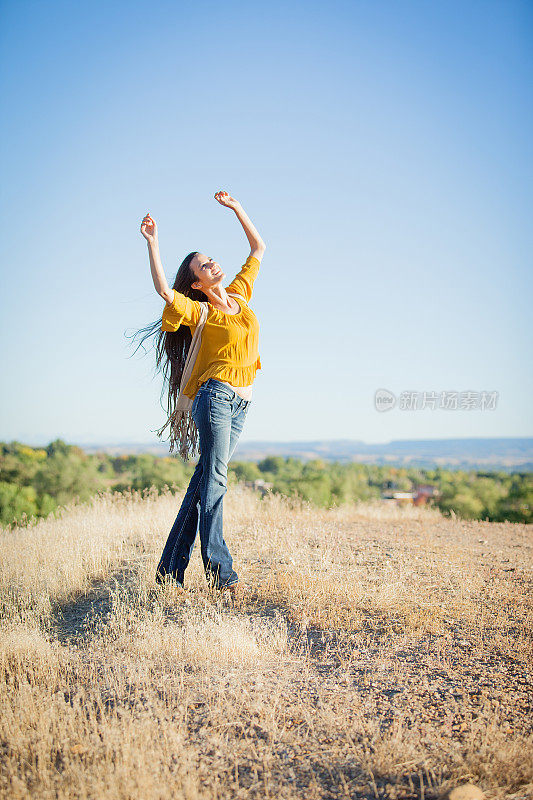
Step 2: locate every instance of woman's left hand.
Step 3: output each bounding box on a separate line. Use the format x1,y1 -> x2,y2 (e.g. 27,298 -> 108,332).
214,190 -> 240,211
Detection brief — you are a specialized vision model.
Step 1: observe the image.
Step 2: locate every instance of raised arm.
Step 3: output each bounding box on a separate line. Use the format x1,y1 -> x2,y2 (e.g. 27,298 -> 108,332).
140,213 -> 174,303
140,213 -> 203,331
214,191 -> 266,260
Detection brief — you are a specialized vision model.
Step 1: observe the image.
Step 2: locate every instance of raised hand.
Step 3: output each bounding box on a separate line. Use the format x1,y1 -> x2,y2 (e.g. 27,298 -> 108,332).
214,190 -> 240,211
140,213 -> 158,244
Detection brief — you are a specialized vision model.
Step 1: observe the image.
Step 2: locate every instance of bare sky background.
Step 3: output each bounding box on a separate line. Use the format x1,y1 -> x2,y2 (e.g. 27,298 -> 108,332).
1,0 -> 531,445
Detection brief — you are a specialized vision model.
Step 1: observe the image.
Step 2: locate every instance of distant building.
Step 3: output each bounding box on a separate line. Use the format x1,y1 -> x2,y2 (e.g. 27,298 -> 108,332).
381,483 -> 440,507
381,490 -> 415,506
412,485 -> 440,506
244,478 -> 273,497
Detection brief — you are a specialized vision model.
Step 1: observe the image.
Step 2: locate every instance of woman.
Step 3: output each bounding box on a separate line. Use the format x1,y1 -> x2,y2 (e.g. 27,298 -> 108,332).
138,190 -> 265,603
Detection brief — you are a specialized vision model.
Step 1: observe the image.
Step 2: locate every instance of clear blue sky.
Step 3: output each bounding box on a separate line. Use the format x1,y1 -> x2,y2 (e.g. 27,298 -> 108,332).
1,0 -> 531,446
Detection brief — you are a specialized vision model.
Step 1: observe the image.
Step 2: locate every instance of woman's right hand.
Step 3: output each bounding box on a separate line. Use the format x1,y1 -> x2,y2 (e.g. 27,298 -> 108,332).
140,213 -> 158,244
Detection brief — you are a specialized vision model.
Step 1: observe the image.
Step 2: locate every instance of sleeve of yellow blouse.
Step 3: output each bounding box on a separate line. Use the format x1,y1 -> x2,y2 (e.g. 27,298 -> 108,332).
161,290 -> 204,332
225,255 -> 261,302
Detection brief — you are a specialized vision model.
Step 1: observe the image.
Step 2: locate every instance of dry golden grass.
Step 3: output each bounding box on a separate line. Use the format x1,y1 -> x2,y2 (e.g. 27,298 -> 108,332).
0,484 -> 531,799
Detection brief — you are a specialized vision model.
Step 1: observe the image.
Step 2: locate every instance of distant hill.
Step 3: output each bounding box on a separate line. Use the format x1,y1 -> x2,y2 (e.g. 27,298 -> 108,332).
78,437 -> 533,471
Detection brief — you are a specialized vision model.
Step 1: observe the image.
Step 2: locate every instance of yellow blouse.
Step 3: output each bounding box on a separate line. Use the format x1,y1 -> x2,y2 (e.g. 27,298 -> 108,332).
161,255 -> 262,399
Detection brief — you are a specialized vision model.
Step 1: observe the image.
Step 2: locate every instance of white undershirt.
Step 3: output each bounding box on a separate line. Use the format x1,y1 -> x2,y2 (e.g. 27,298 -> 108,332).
217,380 -> 253,401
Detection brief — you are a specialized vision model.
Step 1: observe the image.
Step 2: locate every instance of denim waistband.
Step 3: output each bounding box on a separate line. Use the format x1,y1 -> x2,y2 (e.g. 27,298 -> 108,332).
201,378 -> 245,402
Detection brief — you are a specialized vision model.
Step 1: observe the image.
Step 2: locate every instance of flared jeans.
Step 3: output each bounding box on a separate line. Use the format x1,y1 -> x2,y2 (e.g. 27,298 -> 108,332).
155,378 -> 251,590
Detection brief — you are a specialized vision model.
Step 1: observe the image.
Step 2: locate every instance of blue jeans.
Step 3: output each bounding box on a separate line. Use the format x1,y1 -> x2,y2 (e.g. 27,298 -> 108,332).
155,379 -> 251,590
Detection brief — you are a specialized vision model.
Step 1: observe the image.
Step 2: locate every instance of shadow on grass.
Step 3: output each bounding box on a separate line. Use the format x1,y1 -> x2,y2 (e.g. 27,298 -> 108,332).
50,561 -> 142,645
50,561 -> 337,663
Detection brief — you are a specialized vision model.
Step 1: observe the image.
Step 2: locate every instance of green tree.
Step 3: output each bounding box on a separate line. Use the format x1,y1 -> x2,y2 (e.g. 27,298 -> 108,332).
258,456 -> 285,476
33,450 -> 105,506
231,461 -> 261,482
444,489 -> 484,519
0,482 -> 39,527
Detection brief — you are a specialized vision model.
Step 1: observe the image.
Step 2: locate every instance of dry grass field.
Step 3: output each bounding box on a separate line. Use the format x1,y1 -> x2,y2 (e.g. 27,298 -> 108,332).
0,484 -> 531,799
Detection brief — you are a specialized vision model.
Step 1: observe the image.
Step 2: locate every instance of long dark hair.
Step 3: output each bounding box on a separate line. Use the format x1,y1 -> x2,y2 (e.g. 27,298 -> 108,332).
127,251 -> 208,440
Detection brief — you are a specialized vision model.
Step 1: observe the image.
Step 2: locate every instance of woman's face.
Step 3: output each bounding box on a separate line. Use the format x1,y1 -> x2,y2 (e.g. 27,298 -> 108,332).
191,253 -> 225,291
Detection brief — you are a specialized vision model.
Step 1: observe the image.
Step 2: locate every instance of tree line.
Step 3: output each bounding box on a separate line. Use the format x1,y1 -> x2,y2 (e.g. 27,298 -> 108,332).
0,439 -> 531,529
